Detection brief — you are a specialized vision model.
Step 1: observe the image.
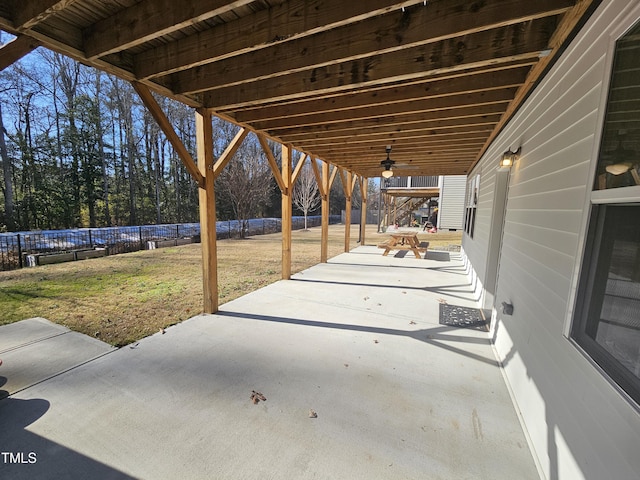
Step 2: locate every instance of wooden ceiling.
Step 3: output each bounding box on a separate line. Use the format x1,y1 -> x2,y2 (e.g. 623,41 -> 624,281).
0,0 -> 599,178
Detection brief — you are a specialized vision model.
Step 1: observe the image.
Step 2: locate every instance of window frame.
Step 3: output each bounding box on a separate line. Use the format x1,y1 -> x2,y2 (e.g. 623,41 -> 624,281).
464,174 -> 479,238
568,10 -> 640,410
571,203 -> 640,406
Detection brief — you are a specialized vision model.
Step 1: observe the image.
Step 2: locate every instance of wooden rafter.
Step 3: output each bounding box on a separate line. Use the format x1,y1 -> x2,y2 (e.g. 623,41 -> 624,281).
11,0 -> 75,30
249,89 -> 516,132
202,20 -> 553,109
172,0 -> 573,96
134,0 -> 426,80
230,66 -> 532,123
473,0 -> 599,165
1,0 -> 599,181
84,1 -> 253,60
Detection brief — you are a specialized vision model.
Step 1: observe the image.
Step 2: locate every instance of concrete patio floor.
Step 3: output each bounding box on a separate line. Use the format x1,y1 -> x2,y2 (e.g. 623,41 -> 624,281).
0,245 -> 540,480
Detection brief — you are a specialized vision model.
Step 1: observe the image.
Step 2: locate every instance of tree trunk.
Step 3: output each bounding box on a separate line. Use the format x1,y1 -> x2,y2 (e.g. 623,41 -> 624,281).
95,72 -> 111,226
0,103 -> 15,231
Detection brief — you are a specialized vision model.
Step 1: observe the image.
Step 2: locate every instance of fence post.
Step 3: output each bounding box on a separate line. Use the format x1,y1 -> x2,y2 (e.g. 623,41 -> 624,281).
176,224 -> 180,239
139,227 -> 144,250
17,234 -> 23,269
88,230 -> 93,249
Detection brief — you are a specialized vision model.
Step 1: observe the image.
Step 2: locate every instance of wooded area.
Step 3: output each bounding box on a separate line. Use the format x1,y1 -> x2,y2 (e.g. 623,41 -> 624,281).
0,38 -> 372,234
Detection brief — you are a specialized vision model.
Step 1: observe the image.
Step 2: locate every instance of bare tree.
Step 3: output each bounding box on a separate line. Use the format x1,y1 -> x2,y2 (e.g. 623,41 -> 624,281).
293,162 -> 320,230
216,134 -> 273,238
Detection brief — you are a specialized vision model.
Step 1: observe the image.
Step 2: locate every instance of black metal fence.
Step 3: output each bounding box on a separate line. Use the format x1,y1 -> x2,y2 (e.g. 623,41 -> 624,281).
0,215 -> 340,271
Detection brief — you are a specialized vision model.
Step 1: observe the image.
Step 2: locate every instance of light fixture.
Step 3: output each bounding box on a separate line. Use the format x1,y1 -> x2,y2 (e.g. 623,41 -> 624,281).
605,162 -> 633,175
381,145 -> 395,178
499,147 -> 520,170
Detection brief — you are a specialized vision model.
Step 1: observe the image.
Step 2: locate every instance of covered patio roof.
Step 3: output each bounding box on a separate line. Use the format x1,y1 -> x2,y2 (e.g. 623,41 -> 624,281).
0,0 -> 599,178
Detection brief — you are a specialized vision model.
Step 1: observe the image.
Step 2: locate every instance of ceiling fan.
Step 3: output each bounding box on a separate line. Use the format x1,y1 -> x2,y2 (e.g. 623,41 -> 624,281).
380,145 -> 395,178
380,145 -> 422,178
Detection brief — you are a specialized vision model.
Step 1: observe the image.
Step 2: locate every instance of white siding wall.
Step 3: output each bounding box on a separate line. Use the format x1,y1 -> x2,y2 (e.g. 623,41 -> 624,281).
462,1 -> 640,479
438,175 -> 466,230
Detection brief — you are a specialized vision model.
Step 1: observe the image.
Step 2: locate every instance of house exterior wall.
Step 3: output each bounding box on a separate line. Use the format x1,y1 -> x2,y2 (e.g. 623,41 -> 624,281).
461,1 -> 640,479
438,175 -> 466,230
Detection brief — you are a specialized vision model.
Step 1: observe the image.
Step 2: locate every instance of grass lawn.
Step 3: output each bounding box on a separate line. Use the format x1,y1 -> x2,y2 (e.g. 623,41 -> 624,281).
0,224 -> 462,347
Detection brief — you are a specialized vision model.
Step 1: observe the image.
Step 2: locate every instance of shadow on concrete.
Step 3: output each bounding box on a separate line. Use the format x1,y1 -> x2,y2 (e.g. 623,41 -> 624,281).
327,259 -> 468,275
0,376 -> 135,479
217,310 -> 497,367
293,276 -> 474,302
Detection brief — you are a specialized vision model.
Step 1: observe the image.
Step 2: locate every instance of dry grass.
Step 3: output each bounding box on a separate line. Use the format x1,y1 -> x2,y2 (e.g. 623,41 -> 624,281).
0,224 -> 461,346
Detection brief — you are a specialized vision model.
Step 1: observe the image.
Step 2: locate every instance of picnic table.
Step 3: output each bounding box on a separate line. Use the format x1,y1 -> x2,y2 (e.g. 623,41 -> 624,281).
378,232 -> 428,258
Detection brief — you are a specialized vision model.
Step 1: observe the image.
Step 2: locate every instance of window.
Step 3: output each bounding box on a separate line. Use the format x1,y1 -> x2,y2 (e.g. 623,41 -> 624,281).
464,174 -> 479,238
573,205 -> 640,403
572,20 -> 640,406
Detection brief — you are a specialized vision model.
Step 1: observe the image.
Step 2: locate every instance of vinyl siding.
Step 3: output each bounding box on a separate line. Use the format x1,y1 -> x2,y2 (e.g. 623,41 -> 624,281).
438,175 -> 466,230
461,1 -> 640,479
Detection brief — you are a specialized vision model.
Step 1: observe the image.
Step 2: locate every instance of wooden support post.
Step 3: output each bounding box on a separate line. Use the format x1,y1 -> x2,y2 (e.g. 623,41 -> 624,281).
393,196 -> 397,226
343,170 -> 353,253
320,160 -> 330,263
196,109 -> 218,313
281,144 -> 292,279
360,177 -> 368,245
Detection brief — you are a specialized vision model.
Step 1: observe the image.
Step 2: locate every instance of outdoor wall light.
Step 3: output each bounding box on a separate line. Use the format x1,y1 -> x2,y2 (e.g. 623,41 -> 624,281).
499,147 -> 521,170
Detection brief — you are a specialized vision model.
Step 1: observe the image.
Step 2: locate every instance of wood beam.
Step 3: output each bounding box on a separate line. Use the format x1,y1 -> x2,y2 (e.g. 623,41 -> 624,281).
474,0 -> 598,165
280,116 -> 502,145
203,19 -> 553,108
291,152 -> 308,185
252,89 -> 516,131
196,109 -> 218,314
310,157 -> 325,197
131,81 -> 204,188
296,125 -> 495,150
273,106 -> 507,140
212,128 -> 249,179
84,1 -> 253,59
320,160 -> 330,263
12,0 -> 76,30
281,144 -> 293,279
343,170 -> 353,253
173,0 -> 572,95
328,165 -> 339,190
0,35 -> 40,71
309,136 -> 486,154
257,133 -> 286,193
134,0 -> 426,79
231,66 -> 531,123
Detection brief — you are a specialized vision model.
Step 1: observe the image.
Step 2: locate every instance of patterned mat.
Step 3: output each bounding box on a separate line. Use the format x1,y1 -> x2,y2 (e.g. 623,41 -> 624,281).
439,304 -> 487,331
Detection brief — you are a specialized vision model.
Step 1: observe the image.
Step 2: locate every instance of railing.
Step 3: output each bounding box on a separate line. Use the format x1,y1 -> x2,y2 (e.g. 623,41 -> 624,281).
0,215 -> 341,271
384,176 -> 439,189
